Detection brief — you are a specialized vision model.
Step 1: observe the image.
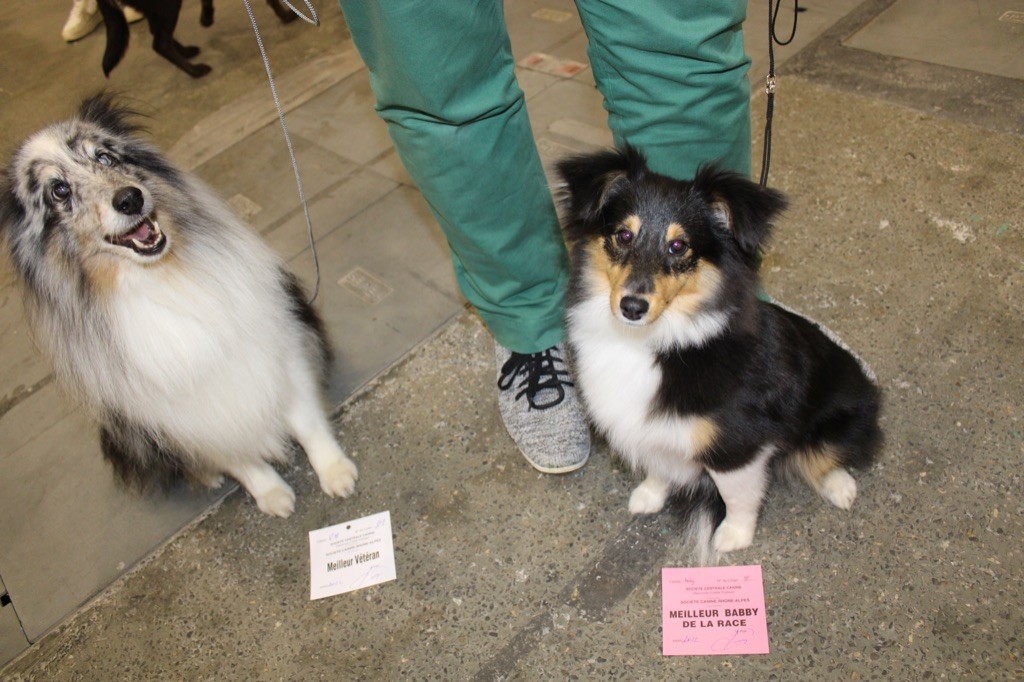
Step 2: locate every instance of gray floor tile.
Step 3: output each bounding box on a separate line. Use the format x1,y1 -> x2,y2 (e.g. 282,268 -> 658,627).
523,78 -> 609,143
546,117 -> 614,149
0,289 -> 51,414
263,167 -> 398,263
168,49 -> 368,170
0,386 -> 226,640
506,0 -> 584,59
516,67 -> 562,102
286,71 -> 394,166
192,123 -> 359,235
0,372 -> 69,458
284,187 -> 465,403
843,0 -> 1024,80
0,574 -> 28,665
369,149 -> 416,187
0,258 -> 14,291
558,30 -> 597,88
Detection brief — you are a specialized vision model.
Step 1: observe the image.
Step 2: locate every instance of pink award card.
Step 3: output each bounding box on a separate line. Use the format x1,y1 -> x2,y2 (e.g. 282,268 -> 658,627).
662,565 -> 769,656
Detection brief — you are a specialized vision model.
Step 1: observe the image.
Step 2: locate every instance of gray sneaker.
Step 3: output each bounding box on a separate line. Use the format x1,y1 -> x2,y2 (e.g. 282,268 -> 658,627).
495,342 -> 591,473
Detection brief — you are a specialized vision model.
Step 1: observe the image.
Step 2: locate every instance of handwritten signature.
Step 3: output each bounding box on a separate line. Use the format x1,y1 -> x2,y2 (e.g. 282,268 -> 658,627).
347,564 -> 385,591
710,628 -> 754,652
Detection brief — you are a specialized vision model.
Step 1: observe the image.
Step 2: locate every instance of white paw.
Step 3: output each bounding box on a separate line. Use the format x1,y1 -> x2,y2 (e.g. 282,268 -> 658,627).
712,520 -> 755,553
317,457 -> 359,498
255,485 -> 296,518
628,481 -> 668,514
821,468 -> 857,510
201,474 -> 225,489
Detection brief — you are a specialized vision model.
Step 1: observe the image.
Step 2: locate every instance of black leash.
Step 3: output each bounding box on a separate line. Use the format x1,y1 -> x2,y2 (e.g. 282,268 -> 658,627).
758,0 -> 801,188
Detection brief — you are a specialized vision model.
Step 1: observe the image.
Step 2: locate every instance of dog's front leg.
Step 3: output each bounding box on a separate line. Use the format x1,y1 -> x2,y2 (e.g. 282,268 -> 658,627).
285,373 -> 358,500
628,474 -> 673,514
289,412 -> 359,500
627,458 -> 703,514
225,460 -> 297,518
706,445 -> 774,552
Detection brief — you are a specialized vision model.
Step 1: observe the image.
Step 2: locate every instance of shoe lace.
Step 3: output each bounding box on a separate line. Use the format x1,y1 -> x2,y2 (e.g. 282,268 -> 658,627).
498,347 -> 573,410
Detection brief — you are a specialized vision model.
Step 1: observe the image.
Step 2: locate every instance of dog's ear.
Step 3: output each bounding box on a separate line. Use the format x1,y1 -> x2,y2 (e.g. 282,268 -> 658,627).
78,94 -> 143,137
556,145 -> 646,236
693,164 -> 788,259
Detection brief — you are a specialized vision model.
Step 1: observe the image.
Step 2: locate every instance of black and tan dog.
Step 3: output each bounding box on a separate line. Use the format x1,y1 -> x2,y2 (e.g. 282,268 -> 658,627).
558,146 -> 881,558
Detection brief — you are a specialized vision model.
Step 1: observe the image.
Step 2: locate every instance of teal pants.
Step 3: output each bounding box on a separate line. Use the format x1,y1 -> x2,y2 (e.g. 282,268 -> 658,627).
338,1 -> 751,353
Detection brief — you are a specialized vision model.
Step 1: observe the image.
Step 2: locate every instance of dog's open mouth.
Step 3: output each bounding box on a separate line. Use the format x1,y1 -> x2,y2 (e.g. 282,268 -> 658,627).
104,217 -> 167,256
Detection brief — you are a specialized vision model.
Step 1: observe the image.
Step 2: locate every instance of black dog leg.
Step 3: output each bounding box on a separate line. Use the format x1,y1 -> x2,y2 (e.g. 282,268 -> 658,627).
173,39 -> 201,59
152,34 -> 211,78
200,0 -> 214,27
136,1 -> 211,78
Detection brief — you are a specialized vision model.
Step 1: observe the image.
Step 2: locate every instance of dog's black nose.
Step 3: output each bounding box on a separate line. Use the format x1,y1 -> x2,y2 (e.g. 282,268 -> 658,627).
112,187 -> 144,215
620,296 -> 649,321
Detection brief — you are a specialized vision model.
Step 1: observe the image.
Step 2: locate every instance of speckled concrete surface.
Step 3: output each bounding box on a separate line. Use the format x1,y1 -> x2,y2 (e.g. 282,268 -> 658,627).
3,74 -> 1022,678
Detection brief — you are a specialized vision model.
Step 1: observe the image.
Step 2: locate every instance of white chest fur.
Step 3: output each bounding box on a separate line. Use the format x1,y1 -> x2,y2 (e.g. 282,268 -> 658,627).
567,291 -> 727,485
92,248 -> 298,460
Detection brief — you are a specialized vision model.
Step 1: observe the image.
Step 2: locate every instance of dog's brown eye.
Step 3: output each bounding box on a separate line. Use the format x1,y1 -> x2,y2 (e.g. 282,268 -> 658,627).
50,181 -> 71,201
614,229 -> 634,246
667,239 -> 687,256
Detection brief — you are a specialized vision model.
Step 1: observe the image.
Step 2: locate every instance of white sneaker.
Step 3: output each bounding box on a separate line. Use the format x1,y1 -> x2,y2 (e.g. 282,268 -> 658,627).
62,0 -> 102,42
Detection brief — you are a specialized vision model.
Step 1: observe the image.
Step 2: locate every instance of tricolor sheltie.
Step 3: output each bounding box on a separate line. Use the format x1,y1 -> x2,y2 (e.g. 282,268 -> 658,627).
558,147 -> 881,558
0,96 -> 357,517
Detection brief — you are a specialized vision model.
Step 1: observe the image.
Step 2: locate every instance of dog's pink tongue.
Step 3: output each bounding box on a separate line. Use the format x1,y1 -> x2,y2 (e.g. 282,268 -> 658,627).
126,220 -> 153,241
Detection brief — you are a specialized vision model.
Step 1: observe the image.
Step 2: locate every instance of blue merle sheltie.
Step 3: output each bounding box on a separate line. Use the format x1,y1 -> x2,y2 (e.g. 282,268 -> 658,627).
558,146 -> 881,558
0,95 -> 357,517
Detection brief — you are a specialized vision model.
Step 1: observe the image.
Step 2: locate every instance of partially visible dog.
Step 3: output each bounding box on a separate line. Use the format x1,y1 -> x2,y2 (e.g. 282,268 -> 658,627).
0,95 -> 358,517
98,0 -> 298,78
558,146 -> 881,559
98,0 -> 209,78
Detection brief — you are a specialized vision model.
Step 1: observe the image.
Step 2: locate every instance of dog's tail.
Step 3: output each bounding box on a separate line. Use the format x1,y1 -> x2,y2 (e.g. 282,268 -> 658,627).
97,0 -> 131,76
667,474 -> 727,566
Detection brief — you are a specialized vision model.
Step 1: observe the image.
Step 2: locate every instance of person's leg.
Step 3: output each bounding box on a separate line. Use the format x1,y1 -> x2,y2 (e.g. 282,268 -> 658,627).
575,0 -> 752,178
338,0 -> 568,354
338,0 -> 589,472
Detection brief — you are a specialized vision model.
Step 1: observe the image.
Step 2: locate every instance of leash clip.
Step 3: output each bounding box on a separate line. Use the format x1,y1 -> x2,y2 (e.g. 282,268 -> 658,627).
765,75 -> 777,95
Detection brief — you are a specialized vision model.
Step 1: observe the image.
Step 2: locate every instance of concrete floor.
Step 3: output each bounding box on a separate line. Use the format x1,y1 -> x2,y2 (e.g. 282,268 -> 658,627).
2,0 -> 1023,679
